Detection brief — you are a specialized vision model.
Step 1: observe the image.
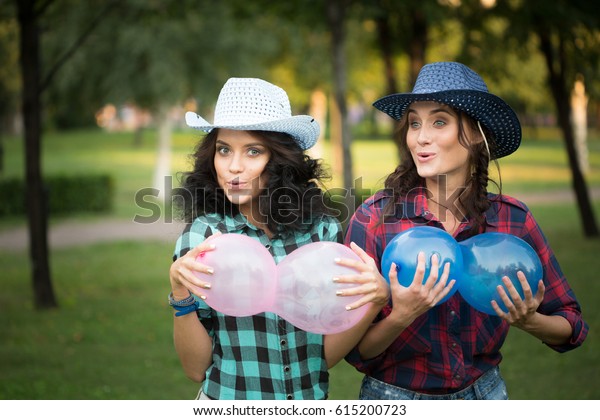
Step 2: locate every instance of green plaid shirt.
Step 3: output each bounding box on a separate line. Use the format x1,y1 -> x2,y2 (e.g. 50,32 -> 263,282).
173,212 -> 342,400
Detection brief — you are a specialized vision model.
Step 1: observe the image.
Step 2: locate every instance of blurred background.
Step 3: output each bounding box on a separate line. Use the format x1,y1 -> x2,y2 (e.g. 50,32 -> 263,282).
0,0 -> 599,400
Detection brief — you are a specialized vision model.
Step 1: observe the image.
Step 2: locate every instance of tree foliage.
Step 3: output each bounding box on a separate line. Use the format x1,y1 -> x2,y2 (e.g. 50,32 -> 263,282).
457,0 -> 600,236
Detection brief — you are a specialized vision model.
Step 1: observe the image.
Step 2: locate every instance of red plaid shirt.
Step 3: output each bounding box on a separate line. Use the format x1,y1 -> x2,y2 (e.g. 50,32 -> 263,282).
344,188 -> 588,394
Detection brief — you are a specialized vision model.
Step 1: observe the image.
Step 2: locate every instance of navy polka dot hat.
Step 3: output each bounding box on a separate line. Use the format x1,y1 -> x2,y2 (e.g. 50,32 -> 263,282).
373,62 -> 521,159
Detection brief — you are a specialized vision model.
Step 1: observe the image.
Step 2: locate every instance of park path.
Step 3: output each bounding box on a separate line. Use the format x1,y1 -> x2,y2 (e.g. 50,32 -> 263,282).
0,217 -> 185,252
1,187 -> 599,252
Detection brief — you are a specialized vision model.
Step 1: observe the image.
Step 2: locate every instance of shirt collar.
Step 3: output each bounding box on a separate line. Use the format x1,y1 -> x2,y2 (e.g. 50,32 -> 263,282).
210,212 -> 292,238
203,212 -> 254,233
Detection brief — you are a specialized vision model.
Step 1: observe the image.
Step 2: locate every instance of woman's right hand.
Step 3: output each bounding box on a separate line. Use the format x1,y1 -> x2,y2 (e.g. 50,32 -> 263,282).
169,234 -> 221,299
387,252 -> 455,327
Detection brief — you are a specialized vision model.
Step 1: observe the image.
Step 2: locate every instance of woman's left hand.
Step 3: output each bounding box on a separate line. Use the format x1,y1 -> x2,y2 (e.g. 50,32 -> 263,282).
491,271 -> 545,328
332,242 -> 391,311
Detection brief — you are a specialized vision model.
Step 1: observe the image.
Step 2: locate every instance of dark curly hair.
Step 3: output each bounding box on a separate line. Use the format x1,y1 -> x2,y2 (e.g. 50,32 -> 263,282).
382,107 -> 502,235
176,129 -> 332,234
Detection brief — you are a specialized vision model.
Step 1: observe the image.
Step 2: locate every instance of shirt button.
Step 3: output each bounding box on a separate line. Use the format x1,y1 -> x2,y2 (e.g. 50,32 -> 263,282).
450,310 -> 456,317
286,394 -> 293,400
284,366 -> 291,373
280,339 -> 287,346
455,374 -> 461,380
451,342 -> 457,348
265,244 -> 271,249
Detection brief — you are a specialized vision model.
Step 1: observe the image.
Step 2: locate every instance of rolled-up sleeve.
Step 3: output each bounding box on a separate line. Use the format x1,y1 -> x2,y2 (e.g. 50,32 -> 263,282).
523,212 -> 589,352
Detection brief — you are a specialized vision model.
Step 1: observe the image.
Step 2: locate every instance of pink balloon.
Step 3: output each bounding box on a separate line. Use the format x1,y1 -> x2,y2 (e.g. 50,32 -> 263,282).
194,234 -> 277,317
274,242 -> 371,334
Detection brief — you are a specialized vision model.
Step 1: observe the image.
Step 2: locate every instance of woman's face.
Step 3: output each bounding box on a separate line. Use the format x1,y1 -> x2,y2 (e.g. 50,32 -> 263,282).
406,101 -> 471,186
213,129 -> 271,216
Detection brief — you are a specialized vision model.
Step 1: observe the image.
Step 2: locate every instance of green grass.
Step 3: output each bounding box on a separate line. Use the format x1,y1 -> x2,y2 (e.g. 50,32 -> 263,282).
0,241 -> 200,399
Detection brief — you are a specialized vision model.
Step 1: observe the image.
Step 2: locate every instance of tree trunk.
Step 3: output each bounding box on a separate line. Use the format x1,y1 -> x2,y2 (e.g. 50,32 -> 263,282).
571,77 -> 589,173
375,16 -> 400,160
375,8 -> 428,162
375,16 -> 398,95
327,0 -> 354,200
0,133 -> 4,174
153,106 -> 172,202
133,126 -> 144,148
329,93 -> 343,177
17,0 -> 57,308
407,8 -> 427,87
308,89 -> 327,161
538,30 -> 599,237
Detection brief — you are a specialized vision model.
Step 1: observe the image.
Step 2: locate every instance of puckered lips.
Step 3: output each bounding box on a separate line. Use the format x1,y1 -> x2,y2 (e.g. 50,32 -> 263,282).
416,151 -> 436,163
226,177 -> 251,194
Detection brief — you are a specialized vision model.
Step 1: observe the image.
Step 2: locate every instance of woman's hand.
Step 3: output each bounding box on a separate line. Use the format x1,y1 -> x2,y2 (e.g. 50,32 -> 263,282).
323,242 -> 391,368
332,242 -> 390,310
169,233 -> 221,299
387,252 -> 455,327
491,272 -> 545,329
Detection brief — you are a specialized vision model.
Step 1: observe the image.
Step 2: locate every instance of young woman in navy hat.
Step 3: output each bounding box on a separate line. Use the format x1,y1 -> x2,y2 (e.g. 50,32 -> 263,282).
343,62 -> 588,399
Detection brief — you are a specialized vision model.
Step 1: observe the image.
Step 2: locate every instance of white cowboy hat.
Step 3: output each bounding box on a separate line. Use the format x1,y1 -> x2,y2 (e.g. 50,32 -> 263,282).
185,77 -> 320,150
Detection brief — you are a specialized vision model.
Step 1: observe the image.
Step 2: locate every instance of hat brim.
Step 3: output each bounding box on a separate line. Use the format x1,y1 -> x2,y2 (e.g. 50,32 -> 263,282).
373,90 -> 521,159
185,111 -> 319,151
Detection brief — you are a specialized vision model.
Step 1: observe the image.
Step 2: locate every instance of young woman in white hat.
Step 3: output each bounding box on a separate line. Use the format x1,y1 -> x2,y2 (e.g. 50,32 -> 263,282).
168,78 -> 389,400
343,62 -> 588,399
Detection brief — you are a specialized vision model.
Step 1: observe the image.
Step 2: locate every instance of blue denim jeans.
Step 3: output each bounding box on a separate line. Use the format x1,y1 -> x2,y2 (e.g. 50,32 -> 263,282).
359,366 -> 508,400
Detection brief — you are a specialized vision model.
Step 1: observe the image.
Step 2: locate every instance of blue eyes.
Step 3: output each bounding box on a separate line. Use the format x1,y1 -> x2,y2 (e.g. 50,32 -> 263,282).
409,119 -> 446,128
216,146 -> 262,156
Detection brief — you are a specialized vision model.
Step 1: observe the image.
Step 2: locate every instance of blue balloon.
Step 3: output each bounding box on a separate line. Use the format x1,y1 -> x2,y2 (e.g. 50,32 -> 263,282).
458,233 -> 543,315
381,226 -> 463,304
